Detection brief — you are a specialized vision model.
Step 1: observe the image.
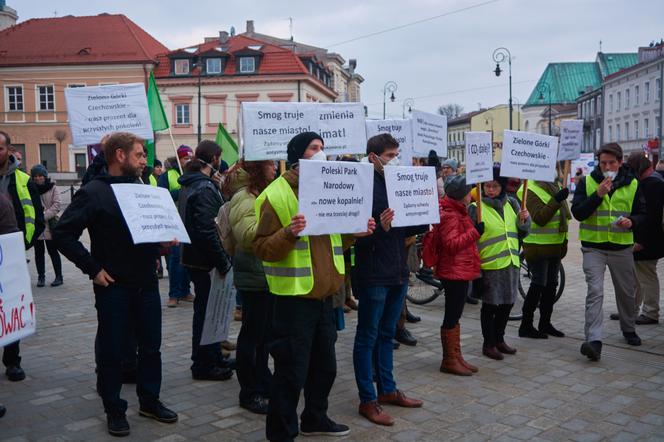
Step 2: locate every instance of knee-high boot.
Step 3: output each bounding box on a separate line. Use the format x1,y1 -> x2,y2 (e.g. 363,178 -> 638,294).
519,284 -> 548,339
440,327 -> 472,376
538,284 -> 565,337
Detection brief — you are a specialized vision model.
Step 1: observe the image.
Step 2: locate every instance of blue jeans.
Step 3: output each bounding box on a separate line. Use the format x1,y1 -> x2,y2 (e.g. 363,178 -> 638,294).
353,283 -> 407,404
168,244 -> 190,299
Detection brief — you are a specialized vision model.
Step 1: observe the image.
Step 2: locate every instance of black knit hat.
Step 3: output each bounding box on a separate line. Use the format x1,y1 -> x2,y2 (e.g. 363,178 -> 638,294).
287,132 -> 323,167
444,175 -> 472,201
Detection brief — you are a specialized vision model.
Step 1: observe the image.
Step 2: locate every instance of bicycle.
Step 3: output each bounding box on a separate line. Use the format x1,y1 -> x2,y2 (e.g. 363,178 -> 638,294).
517,251 -> 565,302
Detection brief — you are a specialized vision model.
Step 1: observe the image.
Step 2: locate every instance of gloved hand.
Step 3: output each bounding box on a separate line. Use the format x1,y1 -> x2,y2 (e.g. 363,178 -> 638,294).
474,222 -> 485,235
554,187 -> 570,202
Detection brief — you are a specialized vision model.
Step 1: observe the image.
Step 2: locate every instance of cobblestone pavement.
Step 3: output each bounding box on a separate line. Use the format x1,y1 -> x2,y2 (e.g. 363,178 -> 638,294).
2,221 -> 664,441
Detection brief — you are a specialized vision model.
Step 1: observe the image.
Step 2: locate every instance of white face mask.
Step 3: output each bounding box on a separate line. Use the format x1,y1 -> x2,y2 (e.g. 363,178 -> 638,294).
386,157 -> 400,167
603,170 -> 617,180
360,156 -> 370,163
307,150 -> 327,162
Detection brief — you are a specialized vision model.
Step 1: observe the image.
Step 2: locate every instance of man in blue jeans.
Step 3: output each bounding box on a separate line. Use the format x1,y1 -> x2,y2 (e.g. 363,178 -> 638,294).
352,134 -> 428,426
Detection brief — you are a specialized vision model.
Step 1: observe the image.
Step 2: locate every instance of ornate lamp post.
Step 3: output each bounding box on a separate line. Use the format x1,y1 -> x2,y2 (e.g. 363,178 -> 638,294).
492,47 -> 513,130
402,98 -> 414,119
537,82 -> 553,135
382,81 -> 397,119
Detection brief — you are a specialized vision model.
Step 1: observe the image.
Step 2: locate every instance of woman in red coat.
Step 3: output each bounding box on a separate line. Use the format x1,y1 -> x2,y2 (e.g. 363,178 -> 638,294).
431,175 -> 483,376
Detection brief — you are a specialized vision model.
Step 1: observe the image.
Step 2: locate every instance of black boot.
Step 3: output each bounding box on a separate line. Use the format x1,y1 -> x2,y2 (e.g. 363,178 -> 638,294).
0,404 -> 5,418
539,284 -> 564,337
37,275 -> 45,287
51,276 -> 63,287
519,284 -> 548,339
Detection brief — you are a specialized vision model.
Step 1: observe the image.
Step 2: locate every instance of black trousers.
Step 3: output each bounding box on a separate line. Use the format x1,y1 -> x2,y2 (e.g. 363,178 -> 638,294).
480,303 -> 513,347
441,280 -> 469,329
2,341 -> 20,367
236,289 -> 273,404
189,269 -> 223,374
34,239 -> 62,278
266,296 -> 337,442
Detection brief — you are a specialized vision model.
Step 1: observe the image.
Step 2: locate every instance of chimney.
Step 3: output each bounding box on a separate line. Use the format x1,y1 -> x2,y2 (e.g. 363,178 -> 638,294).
246,20 -> 254,34
219,31 -> 229,44
348,59 -> 357,73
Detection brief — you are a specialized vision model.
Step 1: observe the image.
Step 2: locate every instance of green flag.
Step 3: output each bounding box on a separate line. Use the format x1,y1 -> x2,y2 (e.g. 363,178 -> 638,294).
146,71 -> 169,166
215,123 -> 239,166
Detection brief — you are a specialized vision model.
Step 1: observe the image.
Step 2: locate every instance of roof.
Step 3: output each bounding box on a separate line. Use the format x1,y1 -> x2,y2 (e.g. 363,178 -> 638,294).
0,14 -> 168,67
448,109 -> 485,126
525,62 -> 601,106
596,52 -> 638,78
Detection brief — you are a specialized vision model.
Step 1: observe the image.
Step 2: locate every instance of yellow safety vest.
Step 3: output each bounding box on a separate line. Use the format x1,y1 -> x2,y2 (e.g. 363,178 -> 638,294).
474,200 -> 520,270
167,168 -> 181,191
149,174 -> 157,187
255,176 -> 345,296
517,181 -> 567,245
14,169 -> 36,244
579,176 -> 637,245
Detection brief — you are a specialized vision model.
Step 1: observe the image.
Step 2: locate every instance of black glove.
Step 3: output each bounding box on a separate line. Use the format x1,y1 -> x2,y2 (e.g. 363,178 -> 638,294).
474,222 -> 485,235
554,187 -> 570,202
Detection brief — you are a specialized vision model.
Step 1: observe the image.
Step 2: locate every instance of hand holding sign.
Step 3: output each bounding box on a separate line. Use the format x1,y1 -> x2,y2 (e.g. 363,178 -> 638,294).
354,217 -> 377,238
380,208 -> 395,232
288,214 -> 307,237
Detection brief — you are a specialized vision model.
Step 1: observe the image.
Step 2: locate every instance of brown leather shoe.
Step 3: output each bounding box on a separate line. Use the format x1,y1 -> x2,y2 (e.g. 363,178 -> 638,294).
440,327 -> 472,376
453,324 -> 478,373
496,342 -> 517,355
359,401 -> 394,426
482,346 -> 504,360
377,390 -> 423,408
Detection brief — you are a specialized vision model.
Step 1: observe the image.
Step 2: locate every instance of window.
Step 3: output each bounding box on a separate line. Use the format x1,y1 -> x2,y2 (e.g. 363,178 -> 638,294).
239,57 -> 255,73
174,59 -> 190,75
609,94 -> 613,113
6,86 -> 23,111
75,153 -> 87,178
175,104 -> 190,125
577,103 -> 582,117
634,120 -> 639,139
617,92 -> 621,110
657,78 -> 662,102
206,58 -> 222,74
616,124 -> 621,141
625,122 -> 629,140
625,89 -> 630,109
645,81 -> 650,103
595,128 -> 600,150
608,125 -> 613,142
39,143 -> 57,172
645,118 -> 650,138
598,96 -> 602,113
37,85 -> 55,111
657,117 -> 661,139
635,85 -> 640,106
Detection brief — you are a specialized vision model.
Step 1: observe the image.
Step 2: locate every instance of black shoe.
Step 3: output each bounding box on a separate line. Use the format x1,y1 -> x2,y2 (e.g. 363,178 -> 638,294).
139,401 -> 178,423
406,311 -> 421,323
0,404 -> 5,418
217,357 -> 236,370
392,339 -> 401,350
240,396 -> 269,415
192,366 -> 234,381
121,369 -> 137,384
37,276 -> 45,287
300,417 -> 350,437
580,341 -> 602,361
107,413 -> 130,437
465,294 -> 479,305
636,314 -> 659,325
6,365 -> 25,382
609,313 -> 619,320
395,328 -> 417,346
539,323 -> 565,338
623,332 -> 642,346
50,276 -> 63,287
518,324 -> 548,339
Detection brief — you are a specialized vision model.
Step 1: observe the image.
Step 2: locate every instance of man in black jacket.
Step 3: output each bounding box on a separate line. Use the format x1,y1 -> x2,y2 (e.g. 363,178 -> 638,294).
352,134 -> 428,426
54,132 -> 177,437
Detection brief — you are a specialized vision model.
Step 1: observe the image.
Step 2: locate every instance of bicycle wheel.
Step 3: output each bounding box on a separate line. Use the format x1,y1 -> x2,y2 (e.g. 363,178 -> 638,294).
518,252 -> 531,300
406,273 -> 442,305
554,265 -> 565,303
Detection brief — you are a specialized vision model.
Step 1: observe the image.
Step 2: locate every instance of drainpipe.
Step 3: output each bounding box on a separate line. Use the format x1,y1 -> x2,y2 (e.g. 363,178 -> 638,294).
297,80 -> 301,102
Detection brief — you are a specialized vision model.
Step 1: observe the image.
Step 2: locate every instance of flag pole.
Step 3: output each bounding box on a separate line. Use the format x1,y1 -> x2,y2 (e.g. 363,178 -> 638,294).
166,128 -> 183,174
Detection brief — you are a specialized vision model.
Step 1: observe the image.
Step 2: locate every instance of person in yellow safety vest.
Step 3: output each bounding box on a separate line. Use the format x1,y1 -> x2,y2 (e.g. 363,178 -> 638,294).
469,167 -> 530,361
0,130 -> 45,385
253,132 -> 375,441
516,173 -> 571,340
571,143 -> 646,361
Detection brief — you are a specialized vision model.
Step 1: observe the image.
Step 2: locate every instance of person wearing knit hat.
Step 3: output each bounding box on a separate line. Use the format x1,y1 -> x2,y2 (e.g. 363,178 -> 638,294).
286,131 -> 325,167
30,164 -> 48,179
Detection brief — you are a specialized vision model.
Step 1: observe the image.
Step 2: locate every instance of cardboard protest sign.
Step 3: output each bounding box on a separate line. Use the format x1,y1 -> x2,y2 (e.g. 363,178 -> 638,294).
316,103 -> 367,156
411,110 -> 447,157
384,166 -> 440,227
0,232 -> 36,347
65,83 -> 153,146
200,268 -> 235,346
464,132 -> 493,184
298,160 -> 374,235
111,184 -> 190,244
558,119 -> 583,161
500,130 -> 559,182
365,119 -> 414,166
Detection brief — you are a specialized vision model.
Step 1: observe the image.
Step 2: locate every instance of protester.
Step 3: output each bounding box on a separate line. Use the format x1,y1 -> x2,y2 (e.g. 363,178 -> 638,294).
572,143 -> 645,361
30,164 -> 63,288
224,160 -> 277,414
54,132 -> 178,437
437,158 -> 457,197
253,132 -> 374,440
469,167 -> 530,360
152,159 -> 163,179
178,140 -> 234,381
352,133 -> 426,426
431,175 -> 481,376
0,130 -> 44,385
517,173 -> 570,339
625,152 -> 664,325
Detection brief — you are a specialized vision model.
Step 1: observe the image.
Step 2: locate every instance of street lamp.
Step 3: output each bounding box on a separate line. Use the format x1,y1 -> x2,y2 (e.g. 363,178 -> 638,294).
402,98 -> 414,119
492,47 -> 513,130
382,81 -> 398,119
484,113 -> 495,142
537,82 -> 552,135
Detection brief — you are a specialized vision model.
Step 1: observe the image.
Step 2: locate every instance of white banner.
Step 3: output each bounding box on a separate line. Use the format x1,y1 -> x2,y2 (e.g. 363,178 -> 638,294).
384,166 -> 440,227
241,102 -> 367,160
111,184 -> 191,244
0,232 -> 36,347
65,83 -> 154,146
558,119 -> 583,161
298,160 -> 374,235
200,268 -> 236,346
365,119 -> 413,166
500,130 -> 559,182
411,110 -> 448,157
464,132 -> 494,184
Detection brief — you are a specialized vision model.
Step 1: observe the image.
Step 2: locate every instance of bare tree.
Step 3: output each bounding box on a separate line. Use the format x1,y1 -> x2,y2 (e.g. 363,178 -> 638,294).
54,129 -> 67,172
437,103 -> 464,119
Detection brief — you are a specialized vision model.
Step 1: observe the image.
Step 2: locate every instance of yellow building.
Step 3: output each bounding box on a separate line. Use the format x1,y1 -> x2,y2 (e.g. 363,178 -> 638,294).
470,105 -> 521,162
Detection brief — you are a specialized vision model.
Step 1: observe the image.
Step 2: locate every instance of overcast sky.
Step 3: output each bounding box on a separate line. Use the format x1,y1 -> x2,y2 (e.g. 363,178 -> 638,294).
15,0 -> 664,119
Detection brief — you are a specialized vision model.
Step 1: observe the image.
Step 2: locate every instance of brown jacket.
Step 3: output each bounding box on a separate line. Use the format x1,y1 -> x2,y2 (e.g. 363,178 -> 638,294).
252,169 -> 354,300
523,181 -> 570,262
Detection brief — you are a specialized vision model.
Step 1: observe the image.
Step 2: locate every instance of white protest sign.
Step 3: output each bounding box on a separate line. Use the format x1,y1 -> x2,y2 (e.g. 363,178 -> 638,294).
558,119 -> 583,161
384,166 -> 440,227
298,160 -> 374,236
200,268 -> 235,345
365,119 -> 414,166
0,232 -> 36,347
65,83 -> 153,146
464,132 -> 494,184
316,102 -> 367,155
411,110 -> 448,157
500,130 -> 559,182
111,184 -> 191,244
